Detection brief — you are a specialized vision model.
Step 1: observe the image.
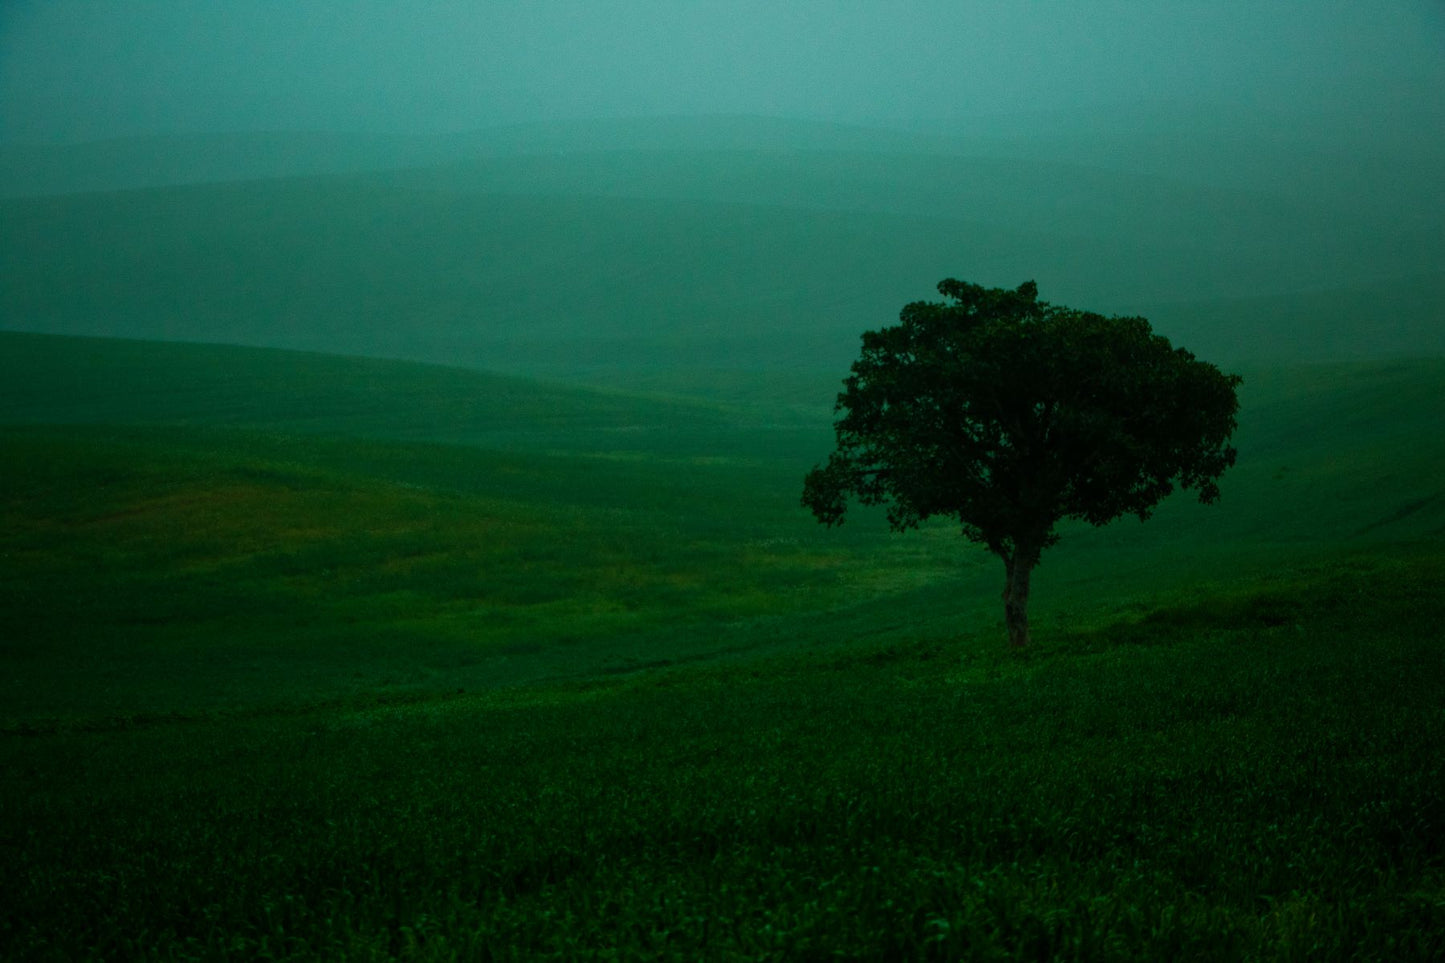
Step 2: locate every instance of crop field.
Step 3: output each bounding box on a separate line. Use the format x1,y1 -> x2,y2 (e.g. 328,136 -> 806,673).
1,331 -> 1442,959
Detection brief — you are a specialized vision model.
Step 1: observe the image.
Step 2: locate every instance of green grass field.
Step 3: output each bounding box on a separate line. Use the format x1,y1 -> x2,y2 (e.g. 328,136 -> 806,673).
2,332 -> 1442,959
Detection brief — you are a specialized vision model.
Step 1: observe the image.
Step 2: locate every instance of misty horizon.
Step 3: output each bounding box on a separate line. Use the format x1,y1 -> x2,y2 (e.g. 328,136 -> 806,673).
3,1 -> 1442,144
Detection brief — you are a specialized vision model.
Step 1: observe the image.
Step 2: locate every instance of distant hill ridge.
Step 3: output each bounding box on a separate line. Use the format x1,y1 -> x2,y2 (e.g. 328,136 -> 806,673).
2,114 -> 1439,373
0,115 -> 972,199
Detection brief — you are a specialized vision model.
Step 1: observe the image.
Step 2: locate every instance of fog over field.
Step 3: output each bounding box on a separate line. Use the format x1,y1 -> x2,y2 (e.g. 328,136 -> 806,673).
3,4 -> 1445,959
2,1 -> 1442,379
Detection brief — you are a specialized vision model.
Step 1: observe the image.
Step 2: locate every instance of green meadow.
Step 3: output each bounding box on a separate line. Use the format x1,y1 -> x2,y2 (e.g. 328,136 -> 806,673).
2,327 -> 1443,959
2,115 -> 1443,958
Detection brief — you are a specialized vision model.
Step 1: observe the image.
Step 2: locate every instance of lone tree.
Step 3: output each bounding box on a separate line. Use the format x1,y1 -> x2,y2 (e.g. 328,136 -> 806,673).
803,278 -> 1242,649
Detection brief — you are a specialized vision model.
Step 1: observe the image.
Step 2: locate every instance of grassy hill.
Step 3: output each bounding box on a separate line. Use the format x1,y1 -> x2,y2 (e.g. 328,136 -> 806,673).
1,334 -> 1442,958
2,333 -> 1441,724
0,330 -> 774,454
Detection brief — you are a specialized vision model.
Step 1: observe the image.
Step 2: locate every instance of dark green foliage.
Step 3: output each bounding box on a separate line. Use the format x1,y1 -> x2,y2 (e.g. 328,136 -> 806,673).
807,278 -> 1242,543
805,279 -> 1242,646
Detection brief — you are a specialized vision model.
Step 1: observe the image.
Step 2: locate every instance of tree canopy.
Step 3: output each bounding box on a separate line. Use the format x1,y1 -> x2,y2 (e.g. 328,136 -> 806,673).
803,278 -> 1242,648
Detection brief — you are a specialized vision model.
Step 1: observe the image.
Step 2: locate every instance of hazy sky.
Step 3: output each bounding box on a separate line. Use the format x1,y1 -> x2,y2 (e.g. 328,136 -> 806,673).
2,0 -> 1441,142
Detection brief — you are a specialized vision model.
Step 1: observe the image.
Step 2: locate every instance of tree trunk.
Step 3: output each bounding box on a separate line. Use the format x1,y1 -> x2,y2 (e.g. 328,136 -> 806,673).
1002,549 -> 1037,649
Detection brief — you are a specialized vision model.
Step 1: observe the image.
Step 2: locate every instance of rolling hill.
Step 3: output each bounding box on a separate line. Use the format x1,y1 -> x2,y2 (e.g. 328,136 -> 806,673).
3,117 -> 1440,385
4,331 -> 1442,724
3,331 -> 1442,959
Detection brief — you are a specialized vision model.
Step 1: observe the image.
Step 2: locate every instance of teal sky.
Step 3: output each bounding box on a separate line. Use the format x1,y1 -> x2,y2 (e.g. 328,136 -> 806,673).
1,0 -> 1442,142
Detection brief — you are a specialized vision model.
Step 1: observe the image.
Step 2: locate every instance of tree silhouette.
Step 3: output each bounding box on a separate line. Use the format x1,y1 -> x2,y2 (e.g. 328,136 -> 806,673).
803,278 -> 1242,648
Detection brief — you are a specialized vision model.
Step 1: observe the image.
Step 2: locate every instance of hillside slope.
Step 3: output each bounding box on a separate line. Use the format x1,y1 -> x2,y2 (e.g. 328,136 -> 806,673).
0,331 -> 778,455
3,335 -> 1442,723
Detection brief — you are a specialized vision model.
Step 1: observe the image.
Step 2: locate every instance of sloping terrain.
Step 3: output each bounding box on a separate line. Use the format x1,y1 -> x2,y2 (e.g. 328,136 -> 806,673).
0,330 -> 769,454
1,334 -> 1442,960
3,334 -> 1442,727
